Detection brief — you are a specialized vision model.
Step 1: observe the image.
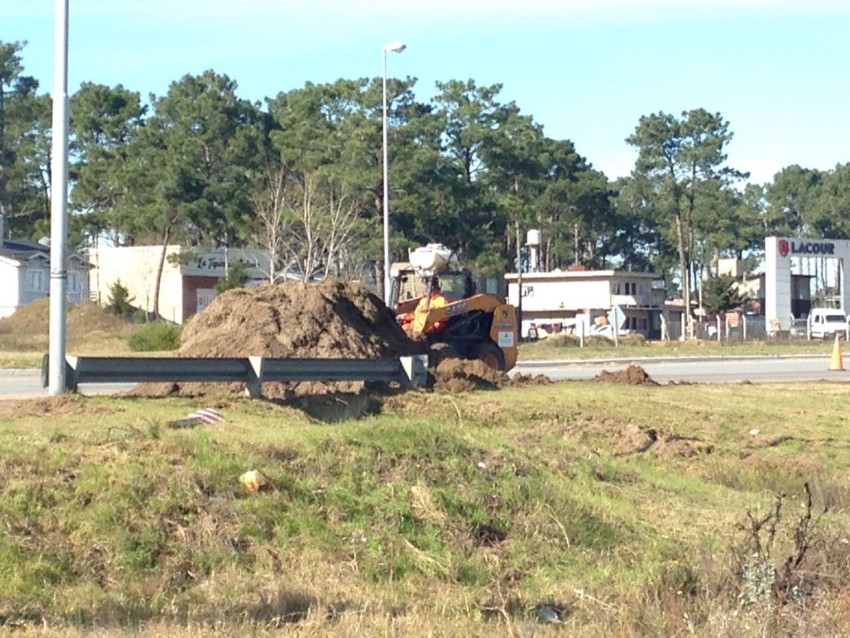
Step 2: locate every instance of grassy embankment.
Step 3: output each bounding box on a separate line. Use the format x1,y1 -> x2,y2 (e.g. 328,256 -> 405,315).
1,381 -> 849,637
0,300 -> 168,369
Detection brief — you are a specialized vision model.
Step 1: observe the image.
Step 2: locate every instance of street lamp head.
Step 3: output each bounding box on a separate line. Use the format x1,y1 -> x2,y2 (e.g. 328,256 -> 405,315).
383,41 -> 407,54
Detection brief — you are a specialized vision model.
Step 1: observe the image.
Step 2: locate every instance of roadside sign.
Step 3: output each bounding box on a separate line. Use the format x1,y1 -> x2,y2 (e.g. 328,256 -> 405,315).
607,304 -> 626,330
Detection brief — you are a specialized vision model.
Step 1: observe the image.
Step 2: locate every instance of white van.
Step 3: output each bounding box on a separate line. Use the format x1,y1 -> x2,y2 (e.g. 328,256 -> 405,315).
807,309 -> 849,339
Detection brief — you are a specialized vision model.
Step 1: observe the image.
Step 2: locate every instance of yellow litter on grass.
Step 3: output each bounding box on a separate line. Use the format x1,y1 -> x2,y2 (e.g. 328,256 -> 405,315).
239,470 -> 267,492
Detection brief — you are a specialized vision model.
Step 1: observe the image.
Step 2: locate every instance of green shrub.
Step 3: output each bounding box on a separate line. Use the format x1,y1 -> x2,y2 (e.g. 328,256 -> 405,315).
214,262 -> 249,293
127,322 -> 181,352
105,280 -> 134,317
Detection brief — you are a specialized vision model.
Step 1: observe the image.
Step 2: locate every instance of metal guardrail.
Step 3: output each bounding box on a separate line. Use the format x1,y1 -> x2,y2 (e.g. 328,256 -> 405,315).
48,355 -> 428,397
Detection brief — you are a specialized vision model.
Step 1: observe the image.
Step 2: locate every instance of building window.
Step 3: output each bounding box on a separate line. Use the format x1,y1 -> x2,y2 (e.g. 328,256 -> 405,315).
26,269 -> 45,292
68,272 -> 79,293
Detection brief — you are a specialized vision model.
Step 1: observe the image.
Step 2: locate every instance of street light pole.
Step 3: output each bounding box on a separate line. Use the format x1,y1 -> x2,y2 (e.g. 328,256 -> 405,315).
381,40 -> 406,303
48,0 -> 70,395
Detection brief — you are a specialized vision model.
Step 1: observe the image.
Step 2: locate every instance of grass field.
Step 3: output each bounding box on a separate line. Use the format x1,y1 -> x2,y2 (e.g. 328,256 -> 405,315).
0,380 -> 848,637
519,333 -> 836,361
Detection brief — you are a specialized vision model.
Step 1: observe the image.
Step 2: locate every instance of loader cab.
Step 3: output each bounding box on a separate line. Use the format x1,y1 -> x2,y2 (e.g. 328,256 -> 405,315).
433,270 -> 476,302
390,263 -> 475,310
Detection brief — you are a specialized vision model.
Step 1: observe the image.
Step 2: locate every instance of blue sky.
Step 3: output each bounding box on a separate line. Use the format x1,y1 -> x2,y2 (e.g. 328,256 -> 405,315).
2,0 -> 849,185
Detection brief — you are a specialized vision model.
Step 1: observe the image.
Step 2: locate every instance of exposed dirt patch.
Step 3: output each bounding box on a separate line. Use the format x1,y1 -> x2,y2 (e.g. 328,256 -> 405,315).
615,423 -> 659,455
509,372 -> 553,386
0,395 -> 119,419
430,359 -> 553,393
594,364 -> 658,386
471,523 -> 507,547
431,358 -> 511,392
282,392 -> 382,423
615,422 -> 712,458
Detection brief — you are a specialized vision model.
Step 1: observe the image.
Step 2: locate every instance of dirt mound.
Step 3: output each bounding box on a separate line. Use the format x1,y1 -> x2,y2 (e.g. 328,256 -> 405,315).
594,364 -> 658,386
510,372 -> 553,386
431,357 -> 512,392
180,281 -> 422,359
130,281 -> 426,398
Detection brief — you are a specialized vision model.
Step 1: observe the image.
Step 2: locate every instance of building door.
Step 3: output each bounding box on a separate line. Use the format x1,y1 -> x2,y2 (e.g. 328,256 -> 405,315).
196,288 -> 217,313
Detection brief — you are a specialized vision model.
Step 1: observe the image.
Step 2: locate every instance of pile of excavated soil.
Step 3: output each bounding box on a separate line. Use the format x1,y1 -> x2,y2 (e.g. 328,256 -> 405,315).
431,359 -> 552,393
594,364 -> 658,386
432,358 -> 511,392
179,281 -> 422,360
129,281 -> 426,398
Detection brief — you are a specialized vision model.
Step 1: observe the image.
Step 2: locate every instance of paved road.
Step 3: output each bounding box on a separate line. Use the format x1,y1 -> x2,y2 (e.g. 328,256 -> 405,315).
0,368 -> 133,399
2,354 -> 847,399
513,354 -> 846,384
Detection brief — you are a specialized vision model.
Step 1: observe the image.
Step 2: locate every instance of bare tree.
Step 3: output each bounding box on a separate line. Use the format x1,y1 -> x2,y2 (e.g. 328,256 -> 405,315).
251,165 -> 376,283
285,172 -> 323,280
250,163 -> 291,282
322,179 -> 371,279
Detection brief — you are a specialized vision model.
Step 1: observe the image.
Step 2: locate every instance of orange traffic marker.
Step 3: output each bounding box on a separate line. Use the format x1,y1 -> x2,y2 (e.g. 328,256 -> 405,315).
829,333 -> 845,371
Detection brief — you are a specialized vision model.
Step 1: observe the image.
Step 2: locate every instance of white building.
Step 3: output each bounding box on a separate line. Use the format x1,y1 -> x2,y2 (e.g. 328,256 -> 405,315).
505,269 -> 666,338
87,245 -> 273,324
0,215 -> 91,319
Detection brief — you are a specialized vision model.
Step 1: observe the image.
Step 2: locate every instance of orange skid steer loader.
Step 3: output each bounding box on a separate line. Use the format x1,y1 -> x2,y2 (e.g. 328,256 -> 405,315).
391,244 -> 518,371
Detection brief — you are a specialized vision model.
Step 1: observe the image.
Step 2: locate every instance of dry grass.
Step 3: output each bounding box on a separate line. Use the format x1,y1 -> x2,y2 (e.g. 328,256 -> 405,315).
520,333 -> 836,360
0,299 -> 133,358
0,300 -> 159,368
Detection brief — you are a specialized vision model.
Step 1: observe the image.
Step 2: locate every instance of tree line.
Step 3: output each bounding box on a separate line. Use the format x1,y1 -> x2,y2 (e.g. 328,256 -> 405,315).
2,39 -> 849,308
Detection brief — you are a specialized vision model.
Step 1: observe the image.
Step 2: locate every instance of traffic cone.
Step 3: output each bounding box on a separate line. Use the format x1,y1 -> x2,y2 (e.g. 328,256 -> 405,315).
829,333 -> 845,371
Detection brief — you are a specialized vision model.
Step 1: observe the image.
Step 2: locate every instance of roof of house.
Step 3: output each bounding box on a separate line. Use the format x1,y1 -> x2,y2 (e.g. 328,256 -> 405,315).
504,269 -> 661,281
0,239 -> 50,263
0,238 -> 90,267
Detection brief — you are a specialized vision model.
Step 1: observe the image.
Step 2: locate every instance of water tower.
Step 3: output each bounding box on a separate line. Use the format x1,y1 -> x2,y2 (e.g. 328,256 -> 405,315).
526,229 -> 541,272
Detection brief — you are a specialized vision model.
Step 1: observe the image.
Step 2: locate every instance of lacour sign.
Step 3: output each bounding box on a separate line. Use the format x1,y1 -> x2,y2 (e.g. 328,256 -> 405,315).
777,239 -> 836,257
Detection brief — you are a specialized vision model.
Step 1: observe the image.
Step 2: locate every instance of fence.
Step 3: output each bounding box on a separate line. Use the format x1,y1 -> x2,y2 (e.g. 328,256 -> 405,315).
667,314 -> 809,342
44,355 -> 429,397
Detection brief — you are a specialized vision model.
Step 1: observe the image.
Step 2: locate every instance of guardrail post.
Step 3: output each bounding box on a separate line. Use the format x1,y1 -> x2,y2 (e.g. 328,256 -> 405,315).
247,356 -> 263,398
64,355 -> 79,393
41,353 -> 49,388
400,355 -> 428,387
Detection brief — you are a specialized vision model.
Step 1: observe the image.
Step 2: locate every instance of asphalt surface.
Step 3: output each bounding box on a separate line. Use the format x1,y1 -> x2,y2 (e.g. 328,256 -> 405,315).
513,353 -> 844,384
